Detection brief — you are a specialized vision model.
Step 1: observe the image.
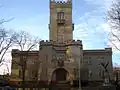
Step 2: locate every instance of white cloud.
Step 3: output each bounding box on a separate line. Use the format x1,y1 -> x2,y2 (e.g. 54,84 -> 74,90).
74,0 -> 120,54
74,11 -> 105,37
83,44 -> 88,49
75,0 -> 116,48
84,0 -> 113,9
84,0 -> 105,5
101,23 -> 111,32
76,9 -> 120,64
74,23 -> 88,40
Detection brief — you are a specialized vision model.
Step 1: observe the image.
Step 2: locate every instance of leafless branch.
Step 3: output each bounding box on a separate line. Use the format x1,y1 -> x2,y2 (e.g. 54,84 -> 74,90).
0,18 -> 14,24
111,31 -> 120,42
99,62 -> 109,71
12,59 -> 22,67
0,29 -> 16,65
107,0 -> 120,51
12,30 -> 40,86
110,38 -> 120,51
14,30 -> 39,51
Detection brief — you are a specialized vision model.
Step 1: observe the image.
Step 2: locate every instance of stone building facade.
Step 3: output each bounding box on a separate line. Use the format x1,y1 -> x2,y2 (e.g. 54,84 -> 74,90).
11,0 -> 113,84
113,67 -> 120,81
82,48 -> 113,81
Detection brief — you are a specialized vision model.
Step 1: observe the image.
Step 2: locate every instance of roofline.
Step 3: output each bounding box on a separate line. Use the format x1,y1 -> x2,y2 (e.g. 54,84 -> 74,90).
83,48 -> 112,55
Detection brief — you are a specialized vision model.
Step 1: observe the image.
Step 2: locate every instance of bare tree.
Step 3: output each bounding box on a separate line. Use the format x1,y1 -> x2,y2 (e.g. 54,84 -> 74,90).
0,5 -> 15,72
100,62 -> 109,73
13,30 -> 39,51
12,30 -> 40,89
0,28 -> 16,68
99,62 -> 112,85
106,0 -> 120,51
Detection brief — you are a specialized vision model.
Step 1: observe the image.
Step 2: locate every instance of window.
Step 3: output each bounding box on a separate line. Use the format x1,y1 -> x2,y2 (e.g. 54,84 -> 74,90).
57,12 -> 64,20
88,60 -> 92,65
74,68 -> 77,76
99,69 -> 102,77
89,57 -> 91,59
97,56 -> 104,60
19,70 -> 22,77
89,70 -> 92,77
59,54 -> 65,59
102,71 -> 105,79
80,60 -> 82,63
31,70 -> 37,79
52,55 -> 56,60
32,59 -> 36,64
83,56 -> 91,60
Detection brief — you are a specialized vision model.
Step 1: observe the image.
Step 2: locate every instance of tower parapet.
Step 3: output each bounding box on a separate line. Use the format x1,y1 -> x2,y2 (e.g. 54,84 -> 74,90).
50,0 -> 72,4
40,40 -> 82,47
50,0 -> 72,9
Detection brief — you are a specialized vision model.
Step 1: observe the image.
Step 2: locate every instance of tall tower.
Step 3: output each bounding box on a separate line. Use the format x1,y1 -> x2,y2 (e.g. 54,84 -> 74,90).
49,0 -> 74,42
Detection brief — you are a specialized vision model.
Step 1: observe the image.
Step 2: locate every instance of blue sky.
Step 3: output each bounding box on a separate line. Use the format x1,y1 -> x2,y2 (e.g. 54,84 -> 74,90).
0,0 -> 120,73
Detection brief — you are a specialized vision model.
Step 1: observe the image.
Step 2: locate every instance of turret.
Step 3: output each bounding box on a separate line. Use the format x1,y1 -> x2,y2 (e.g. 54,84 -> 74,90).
49,0 -> 73,42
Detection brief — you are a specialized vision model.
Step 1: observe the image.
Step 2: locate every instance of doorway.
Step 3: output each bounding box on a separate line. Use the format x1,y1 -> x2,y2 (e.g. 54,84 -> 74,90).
52,68 -> 68,81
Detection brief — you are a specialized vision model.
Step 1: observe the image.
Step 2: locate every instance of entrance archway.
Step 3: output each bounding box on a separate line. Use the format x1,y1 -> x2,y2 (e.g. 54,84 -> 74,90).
51,68 -> 68,82
50,68 -> 71,90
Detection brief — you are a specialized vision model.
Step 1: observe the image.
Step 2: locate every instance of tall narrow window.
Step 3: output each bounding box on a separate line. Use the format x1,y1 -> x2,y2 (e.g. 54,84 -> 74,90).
57,12 -> 64,20
74,68 -> 76,77
99,69 -> 102,78
102,71 -> 105,79
19,70 -> 22,77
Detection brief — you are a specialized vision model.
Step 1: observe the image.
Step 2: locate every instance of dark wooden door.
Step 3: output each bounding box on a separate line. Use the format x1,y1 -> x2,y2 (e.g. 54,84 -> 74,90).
55,68 -> 67,81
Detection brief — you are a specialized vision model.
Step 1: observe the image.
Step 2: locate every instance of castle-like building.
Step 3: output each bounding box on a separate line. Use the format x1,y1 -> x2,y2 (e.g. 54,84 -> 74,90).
11,0 -> 113,87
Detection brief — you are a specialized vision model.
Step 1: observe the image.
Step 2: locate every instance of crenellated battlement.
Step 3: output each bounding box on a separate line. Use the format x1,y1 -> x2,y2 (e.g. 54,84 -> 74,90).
50,0 -> 72,4
105,48 -> 112,52
40,40 -> 82,46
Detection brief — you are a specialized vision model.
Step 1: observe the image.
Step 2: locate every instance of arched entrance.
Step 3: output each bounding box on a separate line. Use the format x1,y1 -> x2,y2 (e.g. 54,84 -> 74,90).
51,68 -> 68,82
50,68 -> 71,90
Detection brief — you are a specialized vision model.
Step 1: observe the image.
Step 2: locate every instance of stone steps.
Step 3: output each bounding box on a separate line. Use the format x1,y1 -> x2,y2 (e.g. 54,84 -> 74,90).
50,81 -> 71,90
